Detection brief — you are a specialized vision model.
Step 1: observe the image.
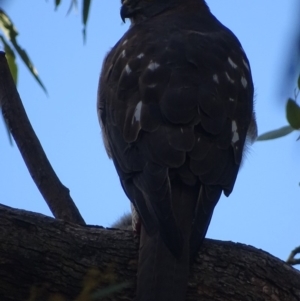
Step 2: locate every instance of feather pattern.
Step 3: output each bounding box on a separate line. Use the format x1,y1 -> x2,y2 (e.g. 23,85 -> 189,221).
98,1 -> 257,300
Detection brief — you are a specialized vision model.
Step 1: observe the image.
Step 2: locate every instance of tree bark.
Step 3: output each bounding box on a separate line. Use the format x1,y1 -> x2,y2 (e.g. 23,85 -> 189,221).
0,204 -> 299,301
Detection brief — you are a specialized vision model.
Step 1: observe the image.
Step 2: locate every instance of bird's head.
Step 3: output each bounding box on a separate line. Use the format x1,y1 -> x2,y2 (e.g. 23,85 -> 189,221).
120,0 -> 178,24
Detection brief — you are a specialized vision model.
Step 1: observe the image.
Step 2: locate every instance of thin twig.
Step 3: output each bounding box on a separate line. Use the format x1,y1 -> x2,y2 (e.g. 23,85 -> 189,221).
286,246 -> 300,266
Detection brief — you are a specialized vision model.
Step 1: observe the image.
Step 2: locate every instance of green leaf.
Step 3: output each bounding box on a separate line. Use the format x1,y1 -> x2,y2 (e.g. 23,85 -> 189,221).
10,40 -> 48,94
82,0 -> 91,42
0,9 -> 47,94
256,125 -> 294,141
286,98 -> 300,129
66,0 -> 78,16
55,0 -> 62,9
0,35 -> 18,84
5,51 -> 17,85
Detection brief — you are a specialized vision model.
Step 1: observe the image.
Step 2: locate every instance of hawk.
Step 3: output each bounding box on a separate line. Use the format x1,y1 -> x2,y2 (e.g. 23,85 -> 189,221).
98,0 -> 257,300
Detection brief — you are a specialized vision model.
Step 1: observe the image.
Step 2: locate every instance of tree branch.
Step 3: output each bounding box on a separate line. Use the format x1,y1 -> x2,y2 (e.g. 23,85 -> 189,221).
0,204 -> 299,301
287,246 -> 300,266
0,52 -> 85,225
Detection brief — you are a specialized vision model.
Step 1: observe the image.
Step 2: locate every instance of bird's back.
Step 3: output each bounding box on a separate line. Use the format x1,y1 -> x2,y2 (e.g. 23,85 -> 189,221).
98,1 -> 256,300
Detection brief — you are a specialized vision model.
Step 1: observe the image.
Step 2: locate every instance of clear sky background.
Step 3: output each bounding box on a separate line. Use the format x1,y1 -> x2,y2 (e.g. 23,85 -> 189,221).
1,1 -> 299,267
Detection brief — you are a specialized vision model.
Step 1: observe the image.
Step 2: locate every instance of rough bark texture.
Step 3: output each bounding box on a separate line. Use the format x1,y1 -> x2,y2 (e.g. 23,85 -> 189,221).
0,52 -> 85,225
0,204 -> 299,301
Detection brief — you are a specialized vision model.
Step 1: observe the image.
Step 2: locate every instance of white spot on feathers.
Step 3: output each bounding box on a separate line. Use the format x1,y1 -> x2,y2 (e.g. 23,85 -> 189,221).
232,120 -> 238,132
125,64 -> 131,74
228,57 -> 238,69
148,84 -> 157,88
242,59 -> 250,71
132,101 -> 142,124
241,76 -> 248,88
121,49 -> 126,58
225,72 -> 235,84
148,61 -> 160,71
122,39 -> 128,45
232,120 -> 239,143
213,74 -> 219,84
137,53 -> 144,59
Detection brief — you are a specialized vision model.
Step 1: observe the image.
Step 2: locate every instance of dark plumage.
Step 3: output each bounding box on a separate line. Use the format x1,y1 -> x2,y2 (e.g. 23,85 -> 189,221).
98,1 -> 257,300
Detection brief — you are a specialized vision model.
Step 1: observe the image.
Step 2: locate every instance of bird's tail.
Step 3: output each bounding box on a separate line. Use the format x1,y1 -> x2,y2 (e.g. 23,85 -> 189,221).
135,226 -> 190,301
135,180 -> 197,301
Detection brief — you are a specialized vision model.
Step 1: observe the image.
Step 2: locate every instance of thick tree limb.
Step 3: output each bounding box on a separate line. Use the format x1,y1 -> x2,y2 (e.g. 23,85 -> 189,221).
0,204 -> 299,301
0,52 -> 85,225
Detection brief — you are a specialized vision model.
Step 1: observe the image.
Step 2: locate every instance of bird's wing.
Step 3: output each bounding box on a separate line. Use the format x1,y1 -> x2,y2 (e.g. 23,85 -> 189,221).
99,21 -> 254,250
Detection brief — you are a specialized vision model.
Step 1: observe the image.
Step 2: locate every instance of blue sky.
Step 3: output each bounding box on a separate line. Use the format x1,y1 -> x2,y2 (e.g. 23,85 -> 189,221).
1,0 -> 299,266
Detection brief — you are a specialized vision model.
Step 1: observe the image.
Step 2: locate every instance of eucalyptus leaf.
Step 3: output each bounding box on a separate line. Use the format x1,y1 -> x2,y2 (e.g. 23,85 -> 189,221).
55,0 -> 61,9
67,0 -> 78,15
256,125 -> 294,141
0,9 -> 47,94
286,98 -> 300,129
0,35 -> 18,84
82,0 -> 91,42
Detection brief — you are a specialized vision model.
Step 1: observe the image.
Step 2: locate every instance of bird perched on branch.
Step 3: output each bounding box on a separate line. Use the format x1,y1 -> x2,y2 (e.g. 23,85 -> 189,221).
98,0 -> 257,300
